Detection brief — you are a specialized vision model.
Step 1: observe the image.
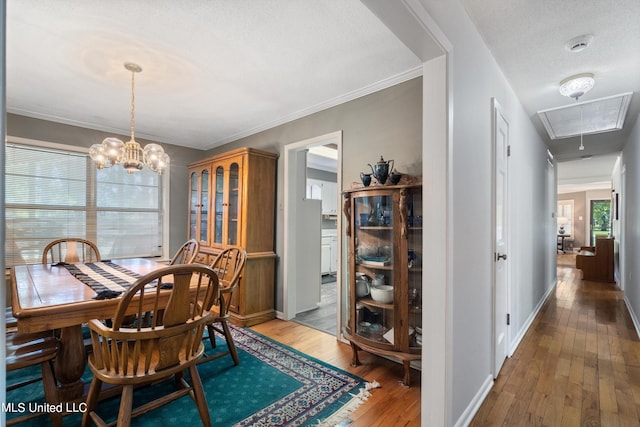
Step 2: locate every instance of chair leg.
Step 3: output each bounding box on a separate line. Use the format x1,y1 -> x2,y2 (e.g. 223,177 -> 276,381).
41,360 -> 63,427
117,385 -> 134,427
82,377 -> 103,427
189,365 -> 212,427
221,321 -> 239,366
207,324 -> 217,349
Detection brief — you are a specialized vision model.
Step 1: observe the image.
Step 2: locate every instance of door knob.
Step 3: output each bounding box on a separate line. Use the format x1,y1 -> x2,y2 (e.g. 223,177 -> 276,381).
496,253 -> 507,261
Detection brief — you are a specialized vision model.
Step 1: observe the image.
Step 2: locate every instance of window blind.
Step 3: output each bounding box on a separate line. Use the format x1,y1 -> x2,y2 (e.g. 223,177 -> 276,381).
5,143 -> 164,266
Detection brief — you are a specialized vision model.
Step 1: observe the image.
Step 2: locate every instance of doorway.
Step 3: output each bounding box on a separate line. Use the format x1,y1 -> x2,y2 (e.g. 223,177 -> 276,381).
283,131 -> 342,337
589,199 -> 611,245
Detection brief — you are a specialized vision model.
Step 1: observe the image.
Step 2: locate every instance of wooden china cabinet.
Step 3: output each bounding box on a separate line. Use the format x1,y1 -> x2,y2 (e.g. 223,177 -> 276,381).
188,147 -> 277,326
342,182 -> 422,386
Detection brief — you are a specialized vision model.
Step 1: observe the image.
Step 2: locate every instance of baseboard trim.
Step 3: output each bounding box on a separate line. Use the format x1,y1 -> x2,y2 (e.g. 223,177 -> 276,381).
509,279 -> 557,355
624,295 -> 640,339
453,374 -> 493,427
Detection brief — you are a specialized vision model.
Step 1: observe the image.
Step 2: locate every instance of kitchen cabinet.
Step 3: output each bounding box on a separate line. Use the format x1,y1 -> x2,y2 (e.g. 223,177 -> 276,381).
342,183 -> 422,386
188,148 -> 278,326
307,179 -> 338,215
321,237 -> 332,274
321,233 -> 338,275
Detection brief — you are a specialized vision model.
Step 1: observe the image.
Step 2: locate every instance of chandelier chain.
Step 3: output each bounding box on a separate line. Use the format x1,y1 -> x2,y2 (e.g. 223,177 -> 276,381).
130,68 -> 136,140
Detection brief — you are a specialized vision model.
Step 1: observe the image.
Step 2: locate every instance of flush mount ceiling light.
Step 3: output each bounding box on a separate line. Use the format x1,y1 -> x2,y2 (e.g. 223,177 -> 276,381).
559,73 -> 595,100
90,63 -> 169,174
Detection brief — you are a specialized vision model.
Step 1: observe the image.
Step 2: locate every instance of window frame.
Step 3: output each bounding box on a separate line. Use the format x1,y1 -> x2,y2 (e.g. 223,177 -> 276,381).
5,136 -> 170,266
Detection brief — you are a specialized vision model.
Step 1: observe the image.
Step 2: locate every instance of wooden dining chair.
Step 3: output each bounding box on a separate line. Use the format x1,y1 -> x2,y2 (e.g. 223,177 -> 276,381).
169,238 -> 200,265
82,264 -> 218,427
6,306 -> 18,331
6,330 -> 62,427
42,238 -> 101,264
200,247 -> 247,366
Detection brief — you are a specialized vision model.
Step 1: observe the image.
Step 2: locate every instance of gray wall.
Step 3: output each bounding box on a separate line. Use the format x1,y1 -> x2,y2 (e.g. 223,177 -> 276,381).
621,111 -> 640,335
307,167 -> 336,182
7,113 -> 206,257
203,77 -> 423,311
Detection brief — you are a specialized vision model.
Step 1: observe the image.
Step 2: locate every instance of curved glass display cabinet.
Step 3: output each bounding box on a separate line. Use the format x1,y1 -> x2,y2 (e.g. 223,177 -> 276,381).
342,183 -> 422,386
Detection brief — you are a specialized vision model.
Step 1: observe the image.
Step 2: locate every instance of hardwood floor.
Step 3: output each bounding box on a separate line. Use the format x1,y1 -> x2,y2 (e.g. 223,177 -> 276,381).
470,259 -> 640,426
255,257 -> 640,426
251,319 -> 421,426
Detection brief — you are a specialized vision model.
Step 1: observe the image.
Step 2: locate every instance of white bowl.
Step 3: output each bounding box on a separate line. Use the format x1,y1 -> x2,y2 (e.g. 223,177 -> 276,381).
370,285 -> 393,304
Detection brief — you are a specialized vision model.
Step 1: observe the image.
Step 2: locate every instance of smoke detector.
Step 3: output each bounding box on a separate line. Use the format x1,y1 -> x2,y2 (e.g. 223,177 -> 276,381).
565,34 -> 594,53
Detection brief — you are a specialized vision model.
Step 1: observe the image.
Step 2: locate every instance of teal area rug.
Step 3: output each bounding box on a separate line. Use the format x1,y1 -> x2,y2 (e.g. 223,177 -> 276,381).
5,325 -> 371,426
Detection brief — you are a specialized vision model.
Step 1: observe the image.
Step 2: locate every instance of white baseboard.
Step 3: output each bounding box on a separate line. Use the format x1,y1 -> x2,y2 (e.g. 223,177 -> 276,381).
624,295 -> 640,339
453,374 -> 493,427
509,279 -> 557,355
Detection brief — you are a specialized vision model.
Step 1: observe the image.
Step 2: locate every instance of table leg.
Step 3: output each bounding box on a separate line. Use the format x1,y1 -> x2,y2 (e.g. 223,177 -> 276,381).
54,325 -> 87,402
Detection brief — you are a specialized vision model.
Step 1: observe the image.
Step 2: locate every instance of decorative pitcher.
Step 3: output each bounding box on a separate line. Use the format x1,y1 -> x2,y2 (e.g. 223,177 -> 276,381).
368,156 -> 394,185
355,274 -> 371,298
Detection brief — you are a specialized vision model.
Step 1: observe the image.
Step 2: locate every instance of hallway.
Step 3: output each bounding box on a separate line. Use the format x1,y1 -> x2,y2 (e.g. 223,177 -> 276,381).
470,258 -> 640,425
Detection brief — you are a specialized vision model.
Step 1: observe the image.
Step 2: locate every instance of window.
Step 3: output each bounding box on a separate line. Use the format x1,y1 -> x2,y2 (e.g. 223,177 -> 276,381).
5,141 -> 167,266
557,200 -> 574,236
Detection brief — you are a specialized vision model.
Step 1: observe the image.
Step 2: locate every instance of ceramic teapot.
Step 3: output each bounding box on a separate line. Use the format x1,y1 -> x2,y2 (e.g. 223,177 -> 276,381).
355,274 -> 370,298
368,156 -> 394,185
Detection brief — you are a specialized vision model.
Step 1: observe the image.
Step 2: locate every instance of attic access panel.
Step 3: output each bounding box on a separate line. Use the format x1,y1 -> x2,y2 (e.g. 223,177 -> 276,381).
537,92 -> 633,140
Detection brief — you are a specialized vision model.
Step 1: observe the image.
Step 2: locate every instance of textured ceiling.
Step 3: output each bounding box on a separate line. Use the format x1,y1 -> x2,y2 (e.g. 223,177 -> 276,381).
6,0 -> 421,150
462,0 -> 640,183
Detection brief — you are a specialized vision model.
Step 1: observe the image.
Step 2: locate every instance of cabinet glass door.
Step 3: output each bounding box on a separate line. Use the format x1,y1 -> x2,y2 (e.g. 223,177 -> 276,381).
189,171 -> 198,241
353,193 -> 394,344
189,168 -> 209,245
227,163 -> 239,245
200,170 -> 209,243
214,166 -> 224,245
407,189 -> 422,350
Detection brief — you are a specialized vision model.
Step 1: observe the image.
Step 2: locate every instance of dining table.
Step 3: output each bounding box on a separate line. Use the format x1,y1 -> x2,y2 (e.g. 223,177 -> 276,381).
10,258 -> 163,403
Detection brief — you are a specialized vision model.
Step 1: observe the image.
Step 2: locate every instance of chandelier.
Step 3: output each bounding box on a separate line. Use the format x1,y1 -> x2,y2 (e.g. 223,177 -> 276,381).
89,63 -> 169,174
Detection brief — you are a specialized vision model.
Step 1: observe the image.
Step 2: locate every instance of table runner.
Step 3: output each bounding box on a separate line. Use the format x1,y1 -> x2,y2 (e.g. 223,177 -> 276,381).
63,261 -> 143,296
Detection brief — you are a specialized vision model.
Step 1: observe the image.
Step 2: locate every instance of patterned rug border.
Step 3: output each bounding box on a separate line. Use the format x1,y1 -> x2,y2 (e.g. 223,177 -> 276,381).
229,325 -> 370,426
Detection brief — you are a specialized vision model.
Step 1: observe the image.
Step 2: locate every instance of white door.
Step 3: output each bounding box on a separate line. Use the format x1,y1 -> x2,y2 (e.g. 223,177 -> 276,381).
493,99 -> 509,377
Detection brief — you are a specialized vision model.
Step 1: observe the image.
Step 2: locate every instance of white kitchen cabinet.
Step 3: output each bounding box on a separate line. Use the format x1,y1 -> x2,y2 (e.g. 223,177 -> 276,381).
321,237 -> 332,274
322,181 -> 338,215
321,233 -> 338,274
307,179 -> 338,215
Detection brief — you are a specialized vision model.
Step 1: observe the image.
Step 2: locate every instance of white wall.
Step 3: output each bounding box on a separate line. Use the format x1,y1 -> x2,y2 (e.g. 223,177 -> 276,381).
419,1 -> 554,424
621,112 -> 640,333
